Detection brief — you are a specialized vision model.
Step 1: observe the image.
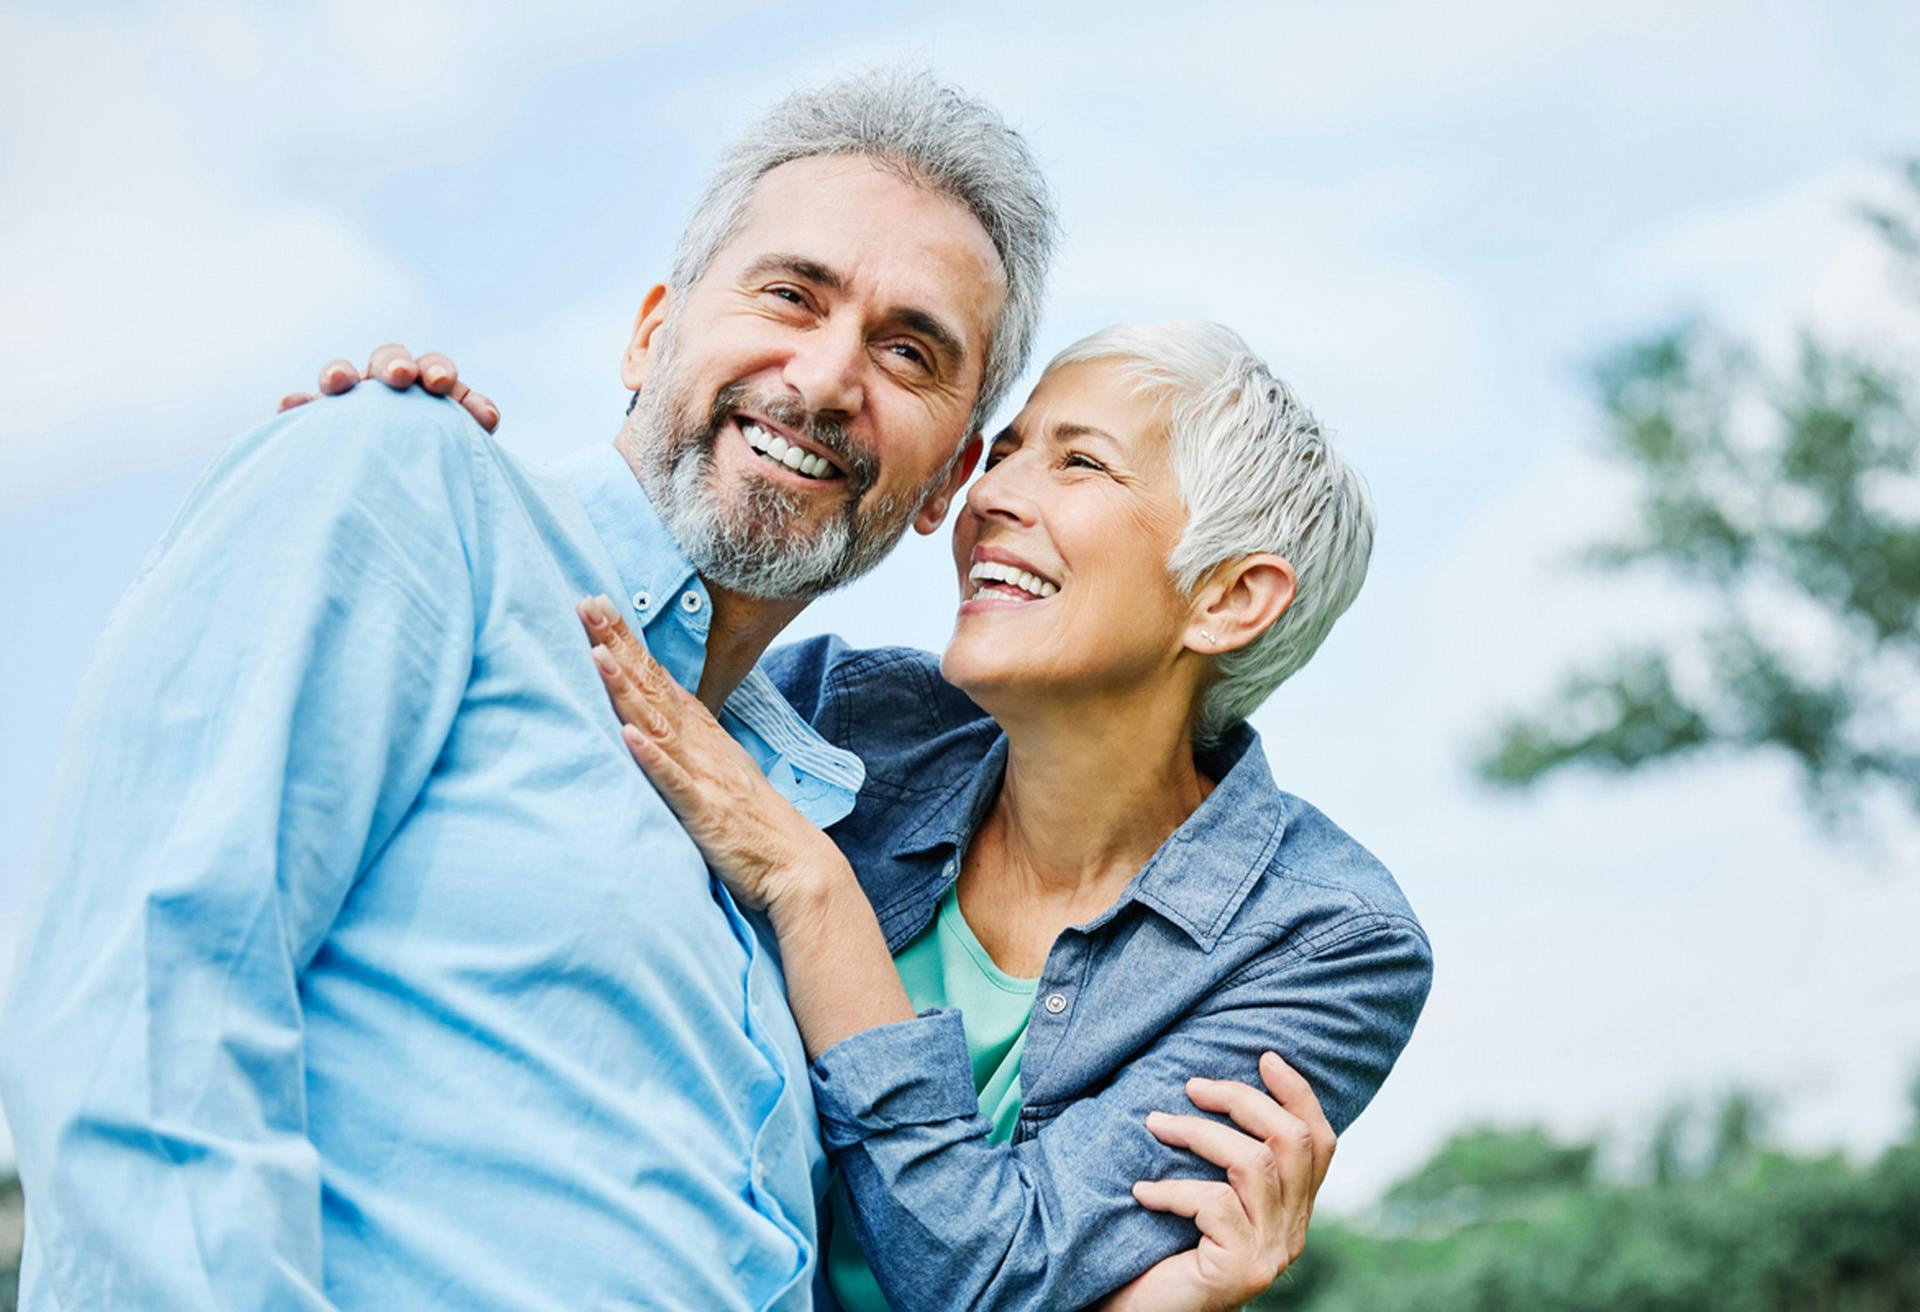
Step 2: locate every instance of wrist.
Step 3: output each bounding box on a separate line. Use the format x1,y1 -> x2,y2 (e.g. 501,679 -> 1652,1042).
764,834 -> 858,929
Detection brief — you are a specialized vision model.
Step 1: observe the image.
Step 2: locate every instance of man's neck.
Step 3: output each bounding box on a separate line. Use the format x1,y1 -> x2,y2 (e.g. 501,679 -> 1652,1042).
695,584 -> 808,712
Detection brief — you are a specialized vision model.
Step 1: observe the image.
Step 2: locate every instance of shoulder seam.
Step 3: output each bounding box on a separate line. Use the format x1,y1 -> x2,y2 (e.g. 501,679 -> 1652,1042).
1215,915 -> 1432,989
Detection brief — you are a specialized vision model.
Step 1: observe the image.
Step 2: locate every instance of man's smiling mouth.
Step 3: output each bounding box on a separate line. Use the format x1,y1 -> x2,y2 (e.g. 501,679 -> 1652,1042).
736,418 -> 844,481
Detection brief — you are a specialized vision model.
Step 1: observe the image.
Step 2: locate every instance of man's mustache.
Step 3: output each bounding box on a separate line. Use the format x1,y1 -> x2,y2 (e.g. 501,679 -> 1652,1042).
706,383 -> 880,496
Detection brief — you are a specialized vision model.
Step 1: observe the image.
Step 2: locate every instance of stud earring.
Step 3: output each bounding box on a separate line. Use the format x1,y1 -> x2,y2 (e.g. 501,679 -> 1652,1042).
1200,630 -> 1217,646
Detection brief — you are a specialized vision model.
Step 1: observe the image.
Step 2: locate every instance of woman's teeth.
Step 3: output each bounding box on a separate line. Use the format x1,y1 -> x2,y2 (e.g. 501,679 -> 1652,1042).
741,421 -> 836,480
968,560 -> 1058,599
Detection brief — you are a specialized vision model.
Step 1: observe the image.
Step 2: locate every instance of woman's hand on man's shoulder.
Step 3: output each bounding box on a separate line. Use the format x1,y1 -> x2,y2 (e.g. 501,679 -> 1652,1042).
278,343 -> 500,432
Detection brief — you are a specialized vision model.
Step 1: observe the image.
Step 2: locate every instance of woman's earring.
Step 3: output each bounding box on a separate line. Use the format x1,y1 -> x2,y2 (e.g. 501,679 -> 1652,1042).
1200,629 -> 1217,647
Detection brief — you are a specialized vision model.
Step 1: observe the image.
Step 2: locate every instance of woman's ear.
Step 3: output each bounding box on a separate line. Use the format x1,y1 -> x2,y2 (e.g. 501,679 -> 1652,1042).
913,434 -> 984,535
1186,554 -> 1297,655
619,284 -> 673,391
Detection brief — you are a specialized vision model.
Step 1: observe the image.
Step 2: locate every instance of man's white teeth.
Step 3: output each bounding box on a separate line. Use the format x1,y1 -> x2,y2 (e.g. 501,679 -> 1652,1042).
967,560 -> 1058,599
741,421 -> 834,479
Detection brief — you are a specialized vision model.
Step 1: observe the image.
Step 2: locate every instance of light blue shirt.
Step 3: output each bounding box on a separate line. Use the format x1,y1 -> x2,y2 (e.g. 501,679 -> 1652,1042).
0,388 -> 865,1311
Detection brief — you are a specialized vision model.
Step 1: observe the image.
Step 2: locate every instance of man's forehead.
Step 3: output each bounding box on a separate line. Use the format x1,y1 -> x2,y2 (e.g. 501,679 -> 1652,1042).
722,157 -> 1006,322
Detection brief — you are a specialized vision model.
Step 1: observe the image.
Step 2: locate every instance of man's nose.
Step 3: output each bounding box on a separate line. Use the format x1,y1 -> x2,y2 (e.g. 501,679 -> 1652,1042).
782,321 -> 865,421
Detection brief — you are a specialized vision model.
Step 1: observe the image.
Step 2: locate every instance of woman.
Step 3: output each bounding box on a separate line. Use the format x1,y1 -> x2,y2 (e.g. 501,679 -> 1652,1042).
296,323 -> 1432,1310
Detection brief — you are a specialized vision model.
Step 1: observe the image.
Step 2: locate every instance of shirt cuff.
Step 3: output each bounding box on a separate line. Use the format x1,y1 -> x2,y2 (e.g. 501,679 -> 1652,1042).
809,1008 -> 981,1150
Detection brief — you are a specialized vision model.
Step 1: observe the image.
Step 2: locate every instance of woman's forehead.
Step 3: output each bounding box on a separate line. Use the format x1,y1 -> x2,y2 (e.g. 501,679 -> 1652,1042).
1009,359 -> 1172,451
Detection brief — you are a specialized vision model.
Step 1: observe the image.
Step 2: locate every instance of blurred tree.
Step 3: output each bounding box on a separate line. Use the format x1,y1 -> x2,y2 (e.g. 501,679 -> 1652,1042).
1,1170 -> 18,1312
1478,160 -> 1920,831
1378,1125 -> 1596,1232
1261,1083 -> 1920,1311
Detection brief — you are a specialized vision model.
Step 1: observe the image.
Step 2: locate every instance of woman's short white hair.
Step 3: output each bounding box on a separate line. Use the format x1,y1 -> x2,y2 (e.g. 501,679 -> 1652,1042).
1047,322 -> 1376,742
671,68 -> 1057,432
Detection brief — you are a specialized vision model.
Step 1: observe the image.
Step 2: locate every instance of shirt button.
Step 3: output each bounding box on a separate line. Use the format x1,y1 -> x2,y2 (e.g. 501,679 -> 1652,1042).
1043,992 -> 1069,1015
679,591 -> 704,614
631,590 -> 652,614
752,1161 -> 767,1187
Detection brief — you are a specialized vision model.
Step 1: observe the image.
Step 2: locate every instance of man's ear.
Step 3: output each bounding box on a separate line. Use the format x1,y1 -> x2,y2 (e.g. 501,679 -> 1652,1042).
1185,553 -> 1297,654
914,434 -> 985,535
620,284 -> 672,391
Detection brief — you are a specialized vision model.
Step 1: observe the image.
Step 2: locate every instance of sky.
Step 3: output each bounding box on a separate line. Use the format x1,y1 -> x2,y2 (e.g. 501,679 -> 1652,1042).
2,0 -> 1918,1210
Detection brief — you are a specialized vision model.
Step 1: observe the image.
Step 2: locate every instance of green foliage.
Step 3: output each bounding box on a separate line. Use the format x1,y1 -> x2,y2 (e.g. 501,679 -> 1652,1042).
1479,161 -> 1920,830
1,1171 -> 18,1312
1259,1091 -> 1920,1311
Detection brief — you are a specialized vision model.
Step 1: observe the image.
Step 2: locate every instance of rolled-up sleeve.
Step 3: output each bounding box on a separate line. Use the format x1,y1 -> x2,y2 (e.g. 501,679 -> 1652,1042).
812,923 -> 1433,1311
0,392 -> 482,1310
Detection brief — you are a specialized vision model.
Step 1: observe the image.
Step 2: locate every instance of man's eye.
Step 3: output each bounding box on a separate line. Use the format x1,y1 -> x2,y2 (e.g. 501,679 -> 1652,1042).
885,341 -> 931,371
767,286 -> 808,307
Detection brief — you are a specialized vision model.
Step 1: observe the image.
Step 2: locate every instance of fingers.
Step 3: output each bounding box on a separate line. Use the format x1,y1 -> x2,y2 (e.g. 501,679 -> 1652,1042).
461,389 -> 500,432
318,358 -> 359,395
279,392 -> 317,413
579,596 -> 652,677
1260,1052 -> 1337,1190
1185,1075 -> 1302,1150
416,352 -> 459,395
1147,1111 -> 1283,1219
366,343 -> 418,390
1130,1177 -> 1246,1233
578,596 -> 680,728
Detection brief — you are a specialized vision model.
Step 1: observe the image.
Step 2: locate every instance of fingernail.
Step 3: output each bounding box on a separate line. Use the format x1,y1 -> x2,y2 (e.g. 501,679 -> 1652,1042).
580,597 -> 606,628
424,365 -> 451,387
592,645 -> 616,675
594,595 -> 618,625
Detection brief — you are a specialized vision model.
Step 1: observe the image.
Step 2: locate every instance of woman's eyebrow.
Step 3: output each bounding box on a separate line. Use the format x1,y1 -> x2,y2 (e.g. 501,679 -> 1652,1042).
1051,421 -> 1122,448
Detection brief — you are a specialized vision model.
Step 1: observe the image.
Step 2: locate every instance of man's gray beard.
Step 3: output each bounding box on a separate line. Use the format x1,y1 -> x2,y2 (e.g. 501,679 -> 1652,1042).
627,338 -> 957,601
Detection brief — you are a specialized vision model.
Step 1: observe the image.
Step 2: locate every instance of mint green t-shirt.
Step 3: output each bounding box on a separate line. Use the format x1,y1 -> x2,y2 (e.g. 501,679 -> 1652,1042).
825,885 -> 1038,1311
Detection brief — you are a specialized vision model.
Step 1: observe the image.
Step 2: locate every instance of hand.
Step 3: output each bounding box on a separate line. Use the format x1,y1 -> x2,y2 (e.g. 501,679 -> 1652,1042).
276,343 -> 500,431
576,595 -> 849,910
1102,1052 -> 1336,1312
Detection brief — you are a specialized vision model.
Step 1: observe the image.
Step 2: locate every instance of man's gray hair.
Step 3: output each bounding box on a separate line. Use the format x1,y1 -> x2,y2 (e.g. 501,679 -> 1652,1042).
670,69 -> 1058,431
1048,322 -> 1376,742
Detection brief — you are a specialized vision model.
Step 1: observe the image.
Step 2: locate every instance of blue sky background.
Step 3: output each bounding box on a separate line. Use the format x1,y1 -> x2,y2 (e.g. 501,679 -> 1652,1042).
3,1 -> 1918,1208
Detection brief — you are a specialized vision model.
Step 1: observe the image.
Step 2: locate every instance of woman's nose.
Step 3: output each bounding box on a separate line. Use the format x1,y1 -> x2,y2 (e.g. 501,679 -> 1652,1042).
782,321 -> 865,420
965,455 -> 1040,525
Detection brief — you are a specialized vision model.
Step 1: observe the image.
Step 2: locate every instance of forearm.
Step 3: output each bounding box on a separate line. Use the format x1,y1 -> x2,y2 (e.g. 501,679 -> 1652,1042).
765,846 -> 916,1056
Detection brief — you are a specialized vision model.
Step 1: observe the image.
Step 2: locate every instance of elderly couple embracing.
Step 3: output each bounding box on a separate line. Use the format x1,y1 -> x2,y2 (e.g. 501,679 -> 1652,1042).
0,70 -> 1430,1311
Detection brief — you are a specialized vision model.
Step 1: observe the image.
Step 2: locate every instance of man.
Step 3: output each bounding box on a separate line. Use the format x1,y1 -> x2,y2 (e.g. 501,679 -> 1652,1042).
0,72 -> 1054,1310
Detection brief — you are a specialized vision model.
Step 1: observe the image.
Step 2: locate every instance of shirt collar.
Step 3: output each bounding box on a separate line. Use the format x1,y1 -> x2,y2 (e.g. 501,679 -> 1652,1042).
555,442 -> 866,827
556,443 -> 701,627
887,722 -> 1286,951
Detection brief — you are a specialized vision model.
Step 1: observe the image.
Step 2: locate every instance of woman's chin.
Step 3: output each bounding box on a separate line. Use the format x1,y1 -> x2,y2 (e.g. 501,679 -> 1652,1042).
937,636 -> 1025,702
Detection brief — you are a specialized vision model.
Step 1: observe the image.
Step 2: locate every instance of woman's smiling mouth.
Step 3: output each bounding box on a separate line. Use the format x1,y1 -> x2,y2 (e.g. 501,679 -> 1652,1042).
963,549 -> 1060,608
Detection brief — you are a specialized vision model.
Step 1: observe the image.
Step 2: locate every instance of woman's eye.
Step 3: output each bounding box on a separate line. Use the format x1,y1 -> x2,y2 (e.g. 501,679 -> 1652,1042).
1065,452 -> 1106,472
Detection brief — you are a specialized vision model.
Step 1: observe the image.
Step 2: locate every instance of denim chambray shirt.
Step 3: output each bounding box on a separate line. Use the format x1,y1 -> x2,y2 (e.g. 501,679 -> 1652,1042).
764,638 -> 1434,1312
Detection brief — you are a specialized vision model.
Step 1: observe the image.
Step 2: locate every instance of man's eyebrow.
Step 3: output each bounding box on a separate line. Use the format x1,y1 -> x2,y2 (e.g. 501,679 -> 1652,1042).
740,253 -> 846,291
